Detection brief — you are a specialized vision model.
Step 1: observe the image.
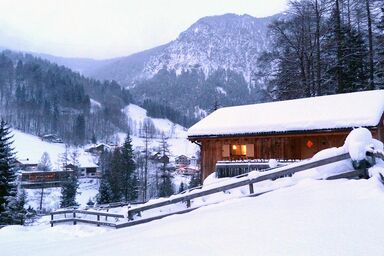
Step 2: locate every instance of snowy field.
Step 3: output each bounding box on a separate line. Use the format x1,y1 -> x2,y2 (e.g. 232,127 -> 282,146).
1,177 -> 384,256
2,128 -> 384,255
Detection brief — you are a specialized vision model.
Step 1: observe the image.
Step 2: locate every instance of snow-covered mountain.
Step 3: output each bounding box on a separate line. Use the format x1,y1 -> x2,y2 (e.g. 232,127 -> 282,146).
142,14 -> 273,82
90,13 -> 276,86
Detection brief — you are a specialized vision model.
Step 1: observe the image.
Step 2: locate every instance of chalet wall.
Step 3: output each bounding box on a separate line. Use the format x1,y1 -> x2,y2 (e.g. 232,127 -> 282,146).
197,128 -> 381,179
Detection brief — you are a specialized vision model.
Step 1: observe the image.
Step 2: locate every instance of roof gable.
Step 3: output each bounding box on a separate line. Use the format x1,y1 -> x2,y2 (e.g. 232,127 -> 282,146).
188,90 -> 384,138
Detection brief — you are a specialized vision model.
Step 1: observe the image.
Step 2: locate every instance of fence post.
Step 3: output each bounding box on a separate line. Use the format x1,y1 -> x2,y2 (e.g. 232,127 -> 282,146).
128,211 -> 133,221
51,213 -> 54,227
249,183 -> 254,194
186,200 -> 191,208
73,211 -> 77,225
97,214 -> 100,227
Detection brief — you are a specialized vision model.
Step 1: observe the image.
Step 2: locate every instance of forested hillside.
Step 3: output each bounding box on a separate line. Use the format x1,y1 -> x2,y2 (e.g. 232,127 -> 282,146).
132,68 -> 271,120
258,1 -> 384,100
0,50 -> 132,144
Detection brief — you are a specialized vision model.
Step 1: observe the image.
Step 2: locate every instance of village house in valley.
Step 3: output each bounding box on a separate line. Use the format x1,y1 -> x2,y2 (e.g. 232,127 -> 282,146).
188,90 -> 384,179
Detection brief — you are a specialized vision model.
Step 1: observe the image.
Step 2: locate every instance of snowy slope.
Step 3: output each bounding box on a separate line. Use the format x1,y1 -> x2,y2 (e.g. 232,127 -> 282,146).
1,177 -> 384,256
12,129 -> 98,170
121,104 -> 198,158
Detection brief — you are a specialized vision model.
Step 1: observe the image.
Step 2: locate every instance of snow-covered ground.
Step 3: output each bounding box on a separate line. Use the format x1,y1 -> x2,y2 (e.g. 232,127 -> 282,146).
1,177 -> 384,256
2,128 -> 384,255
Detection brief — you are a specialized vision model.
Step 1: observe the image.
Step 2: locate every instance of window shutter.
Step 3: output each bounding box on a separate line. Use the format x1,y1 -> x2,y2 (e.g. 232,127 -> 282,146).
246,144 -> 254,157
222,145 -> 230,157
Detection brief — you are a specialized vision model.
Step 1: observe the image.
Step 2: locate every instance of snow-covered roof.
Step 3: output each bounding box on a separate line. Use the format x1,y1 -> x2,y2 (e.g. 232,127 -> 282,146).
188,90 -> 384,138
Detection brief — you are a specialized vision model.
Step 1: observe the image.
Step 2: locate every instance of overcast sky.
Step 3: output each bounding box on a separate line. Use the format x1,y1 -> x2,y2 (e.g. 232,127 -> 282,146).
0,0 -> 288,59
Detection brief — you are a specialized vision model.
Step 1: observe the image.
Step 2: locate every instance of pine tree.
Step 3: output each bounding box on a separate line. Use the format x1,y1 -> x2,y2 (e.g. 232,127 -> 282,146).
5,189 -> 27,225
157,134 -> 173,197
189,173 -> 201,188
97,178 -> 113,204
178,182 -> 185,193
121,134 -> 137,202
60,172 -> 79,208
376,8 -> 384,87
159,172 -> 174,198
0,119 -> 17,224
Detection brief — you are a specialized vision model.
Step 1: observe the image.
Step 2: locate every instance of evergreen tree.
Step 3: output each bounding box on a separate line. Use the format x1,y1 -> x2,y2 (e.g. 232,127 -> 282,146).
120,134 -> 137,202
60,173 -> 79,208
0,119 -> 17,224
5,189 -> 27,225
97,178 -> 113,204
376,8 -> 384,87
157,133 -> 173,198
189,173 -> 201,188
60,148 -> 79,208
158,172 -> 174,198
178,182 -> 185,193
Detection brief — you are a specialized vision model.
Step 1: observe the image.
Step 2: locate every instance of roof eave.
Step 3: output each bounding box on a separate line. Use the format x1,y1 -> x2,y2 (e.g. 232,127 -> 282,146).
187,125 -> 379,141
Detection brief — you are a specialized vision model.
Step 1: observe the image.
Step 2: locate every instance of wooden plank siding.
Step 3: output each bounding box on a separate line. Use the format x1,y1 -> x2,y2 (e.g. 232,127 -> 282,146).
194,127 -> 383,179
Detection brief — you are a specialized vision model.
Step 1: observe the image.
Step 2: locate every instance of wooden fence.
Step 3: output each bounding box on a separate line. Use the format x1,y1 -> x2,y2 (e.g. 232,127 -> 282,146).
51,151 -> 373,229
120,152 -> 361,228
50,209 -> 125,227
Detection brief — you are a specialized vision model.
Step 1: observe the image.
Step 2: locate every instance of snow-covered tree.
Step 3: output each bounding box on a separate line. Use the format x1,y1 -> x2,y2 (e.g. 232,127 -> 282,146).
0,119 -> 17,224
97,178 -> 113,204
4,189 -> 28,225
37,152 -> 52,172
37,152 -> 52,211
60,147 -> 80,208
120,133 -> 137,202
60,172 -> 79,208
158,133 -> 174,197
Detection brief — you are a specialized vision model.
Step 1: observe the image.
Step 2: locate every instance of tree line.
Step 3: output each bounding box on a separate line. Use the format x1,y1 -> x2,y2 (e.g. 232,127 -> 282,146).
0,50 -> 132,145
257,0 -> 384,100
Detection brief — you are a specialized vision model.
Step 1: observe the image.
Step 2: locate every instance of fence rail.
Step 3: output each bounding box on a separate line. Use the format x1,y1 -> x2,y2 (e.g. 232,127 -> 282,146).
50,151 -> 373,229
127,152 -> 352,220
50,209 -> 125,227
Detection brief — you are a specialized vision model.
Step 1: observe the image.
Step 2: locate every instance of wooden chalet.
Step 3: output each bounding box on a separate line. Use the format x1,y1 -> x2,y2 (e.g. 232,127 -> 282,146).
19,170 -> 74,188
188,90 -> 384,179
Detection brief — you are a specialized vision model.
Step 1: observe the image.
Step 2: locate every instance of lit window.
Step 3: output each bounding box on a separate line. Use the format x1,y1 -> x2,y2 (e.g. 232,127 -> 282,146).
231,144 -> 247,157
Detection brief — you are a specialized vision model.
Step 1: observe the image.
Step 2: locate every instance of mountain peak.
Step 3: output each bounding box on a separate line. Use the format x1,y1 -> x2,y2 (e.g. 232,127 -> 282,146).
140,12 -> 274,81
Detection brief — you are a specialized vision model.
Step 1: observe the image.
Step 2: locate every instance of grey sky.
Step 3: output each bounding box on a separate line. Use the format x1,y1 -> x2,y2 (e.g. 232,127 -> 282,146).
0,0 -> 288,59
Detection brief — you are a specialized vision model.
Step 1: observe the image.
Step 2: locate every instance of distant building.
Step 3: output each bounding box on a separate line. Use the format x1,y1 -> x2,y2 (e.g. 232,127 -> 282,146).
15,158 -> 38,172
65,163 -> 101,178
85,143 -> 111,155
176,166 -> 199,176
175,155 -> 191,166
19,170 -> 74,189
40,134 -> 63,143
